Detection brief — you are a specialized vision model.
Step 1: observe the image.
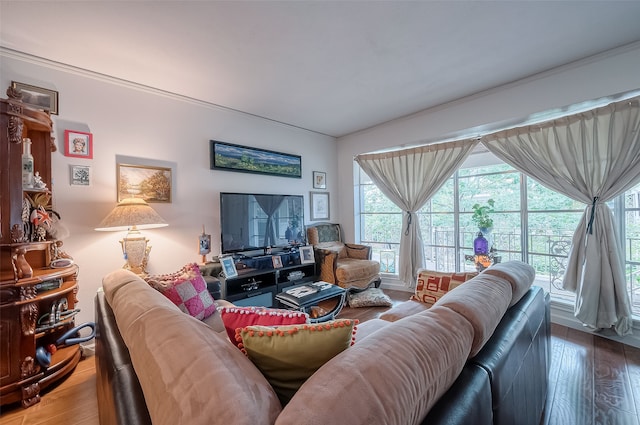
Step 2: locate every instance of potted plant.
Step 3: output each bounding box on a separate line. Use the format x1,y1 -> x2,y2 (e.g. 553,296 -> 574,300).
471,199 -> 495,232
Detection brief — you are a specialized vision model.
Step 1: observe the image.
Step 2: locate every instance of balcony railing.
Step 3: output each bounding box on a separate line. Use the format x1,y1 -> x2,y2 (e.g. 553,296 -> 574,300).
368,228 -> 640,318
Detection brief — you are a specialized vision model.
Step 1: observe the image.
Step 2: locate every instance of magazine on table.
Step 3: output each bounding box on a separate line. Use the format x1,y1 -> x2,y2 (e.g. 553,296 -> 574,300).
285,281 -> 333,298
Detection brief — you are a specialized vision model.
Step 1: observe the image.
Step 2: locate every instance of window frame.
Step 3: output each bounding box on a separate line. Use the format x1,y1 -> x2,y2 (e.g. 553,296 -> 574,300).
356,161 -> 640,319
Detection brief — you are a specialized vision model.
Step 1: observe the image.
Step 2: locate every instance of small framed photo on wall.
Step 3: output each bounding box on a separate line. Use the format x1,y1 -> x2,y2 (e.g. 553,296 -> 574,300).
64,130 -> 93,159
70,164 -> 91,186
310,191 -> 330,221
313,171 -> 326,189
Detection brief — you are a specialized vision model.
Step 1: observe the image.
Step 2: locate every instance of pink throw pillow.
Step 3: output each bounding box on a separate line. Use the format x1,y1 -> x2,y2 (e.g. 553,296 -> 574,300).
146,263 -> 217,320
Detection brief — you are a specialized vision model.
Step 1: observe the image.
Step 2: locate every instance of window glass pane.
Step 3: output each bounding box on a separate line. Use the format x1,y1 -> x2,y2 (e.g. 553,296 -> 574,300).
624,181 -> 640,317
359,168 -> 372,184
362,185 -> 400,213
528,211 -> 582,239
626,211 -> 640,263
422,214 -> 456,272
420,213 -> 454,246
361,213 -> 402,244
423,178 -> 454,213
625,183 -> 640,209
458,163 -> 513,177
527,179 -> 583,211
487,213 -> 521,253
459,172 -> 520,215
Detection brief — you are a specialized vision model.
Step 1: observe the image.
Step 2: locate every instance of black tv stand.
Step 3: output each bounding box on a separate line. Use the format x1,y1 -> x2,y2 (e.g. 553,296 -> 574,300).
221,261 -> 316,307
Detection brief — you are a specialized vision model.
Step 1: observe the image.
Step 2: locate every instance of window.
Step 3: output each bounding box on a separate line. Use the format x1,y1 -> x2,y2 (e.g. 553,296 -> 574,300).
357,162 -> 640,318
359,169 -> 402,266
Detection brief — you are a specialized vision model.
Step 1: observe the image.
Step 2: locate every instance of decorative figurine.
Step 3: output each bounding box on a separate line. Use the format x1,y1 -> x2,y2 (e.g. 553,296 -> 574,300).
32,171 -> 48,190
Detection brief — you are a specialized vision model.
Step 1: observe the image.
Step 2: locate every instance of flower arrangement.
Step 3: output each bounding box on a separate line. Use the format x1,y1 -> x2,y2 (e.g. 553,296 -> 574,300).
471,199 -> 495,230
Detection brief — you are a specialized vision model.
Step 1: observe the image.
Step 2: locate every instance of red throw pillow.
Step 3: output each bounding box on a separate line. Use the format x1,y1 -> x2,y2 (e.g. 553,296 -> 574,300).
220,306 -> 309,348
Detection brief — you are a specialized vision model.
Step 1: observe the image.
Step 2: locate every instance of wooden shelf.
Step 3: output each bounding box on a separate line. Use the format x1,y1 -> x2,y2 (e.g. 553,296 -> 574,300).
37,346 -> 82,396
1,85 -> 81,409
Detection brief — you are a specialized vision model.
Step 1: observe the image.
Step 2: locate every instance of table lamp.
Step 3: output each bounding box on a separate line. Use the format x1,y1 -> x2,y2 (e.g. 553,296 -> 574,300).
95,198 -> 168,275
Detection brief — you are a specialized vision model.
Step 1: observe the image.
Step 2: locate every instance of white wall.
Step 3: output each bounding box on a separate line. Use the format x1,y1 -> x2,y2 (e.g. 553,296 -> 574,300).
336,42 -> 640,245
1,50 -> 336,326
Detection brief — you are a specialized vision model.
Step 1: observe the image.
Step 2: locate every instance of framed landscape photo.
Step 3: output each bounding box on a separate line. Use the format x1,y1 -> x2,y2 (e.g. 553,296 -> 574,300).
210,140 -> 302,178
310,191 -> 330,221
12,81 -> 59,115
70,164 -> 91,186
313,171 -> 326,189
117,163 -> 172,203
64,130 -> 93,159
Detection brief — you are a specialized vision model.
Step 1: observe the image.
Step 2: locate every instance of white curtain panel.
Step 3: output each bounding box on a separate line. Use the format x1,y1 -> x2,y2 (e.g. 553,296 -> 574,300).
482,96 -> 640,336
355,139 -> 478,285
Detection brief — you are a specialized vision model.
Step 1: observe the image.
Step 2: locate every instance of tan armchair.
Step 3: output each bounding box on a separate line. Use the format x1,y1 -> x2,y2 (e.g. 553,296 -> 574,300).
306,223 -> 381,290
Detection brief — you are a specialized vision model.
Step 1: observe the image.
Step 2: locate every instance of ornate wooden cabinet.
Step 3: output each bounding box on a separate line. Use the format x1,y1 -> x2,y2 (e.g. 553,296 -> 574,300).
1,85 -> 81,407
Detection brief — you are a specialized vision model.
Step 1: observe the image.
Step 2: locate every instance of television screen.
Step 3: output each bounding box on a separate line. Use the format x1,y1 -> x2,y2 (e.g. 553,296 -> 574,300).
220,192 -> 305,254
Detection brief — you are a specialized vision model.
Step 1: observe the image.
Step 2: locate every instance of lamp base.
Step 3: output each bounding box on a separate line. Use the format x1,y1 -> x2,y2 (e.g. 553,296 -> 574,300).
120,231 -> 151,276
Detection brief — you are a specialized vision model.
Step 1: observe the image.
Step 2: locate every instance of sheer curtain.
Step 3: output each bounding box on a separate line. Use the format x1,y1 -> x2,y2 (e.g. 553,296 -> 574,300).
482,96 -> 640,336
356,139 -> 478,285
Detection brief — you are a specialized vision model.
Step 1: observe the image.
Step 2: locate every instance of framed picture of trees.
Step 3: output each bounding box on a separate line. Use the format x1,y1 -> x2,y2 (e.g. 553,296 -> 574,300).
117,163 -> 172,203
209,140 -> 302,178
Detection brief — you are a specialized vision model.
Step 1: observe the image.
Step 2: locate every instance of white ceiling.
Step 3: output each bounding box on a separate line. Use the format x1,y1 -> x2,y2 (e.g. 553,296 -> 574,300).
2,1 -> 640,138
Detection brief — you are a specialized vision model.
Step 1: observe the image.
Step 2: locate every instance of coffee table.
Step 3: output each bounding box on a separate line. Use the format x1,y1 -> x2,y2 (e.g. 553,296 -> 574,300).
275,281 -> 346,323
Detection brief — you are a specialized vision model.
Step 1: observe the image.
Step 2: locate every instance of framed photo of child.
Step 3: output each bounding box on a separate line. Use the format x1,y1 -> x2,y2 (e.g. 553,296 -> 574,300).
199,233 -> 211,257
313,171 -> 326,189
64,130 -> 93,159
220,256 -> 238,279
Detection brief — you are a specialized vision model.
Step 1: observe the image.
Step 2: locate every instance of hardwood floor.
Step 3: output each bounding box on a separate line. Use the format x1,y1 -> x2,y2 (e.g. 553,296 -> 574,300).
545,322 -> 640,425
0,353 -> 99,425
1,289 -> 639,425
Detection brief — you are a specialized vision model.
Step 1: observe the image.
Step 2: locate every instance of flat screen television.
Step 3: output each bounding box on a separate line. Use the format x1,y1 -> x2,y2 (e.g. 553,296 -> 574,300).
220,192 -> 305,254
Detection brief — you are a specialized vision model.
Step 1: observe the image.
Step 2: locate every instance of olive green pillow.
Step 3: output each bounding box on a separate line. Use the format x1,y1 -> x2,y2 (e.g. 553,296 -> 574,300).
238,319 -> 357,405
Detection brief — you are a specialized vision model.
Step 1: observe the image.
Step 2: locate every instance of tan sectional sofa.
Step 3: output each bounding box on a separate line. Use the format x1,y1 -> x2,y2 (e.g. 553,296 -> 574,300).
95,261 -> 549,425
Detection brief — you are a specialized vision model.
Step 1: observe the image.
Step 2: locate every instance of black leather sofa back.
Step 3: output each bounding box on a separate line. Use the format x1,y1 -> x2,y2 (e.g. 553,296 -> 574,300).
95,290 -> 152,425
422,286 -> 550,425
422,363 -> 494,424
472,286 -> 550,425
